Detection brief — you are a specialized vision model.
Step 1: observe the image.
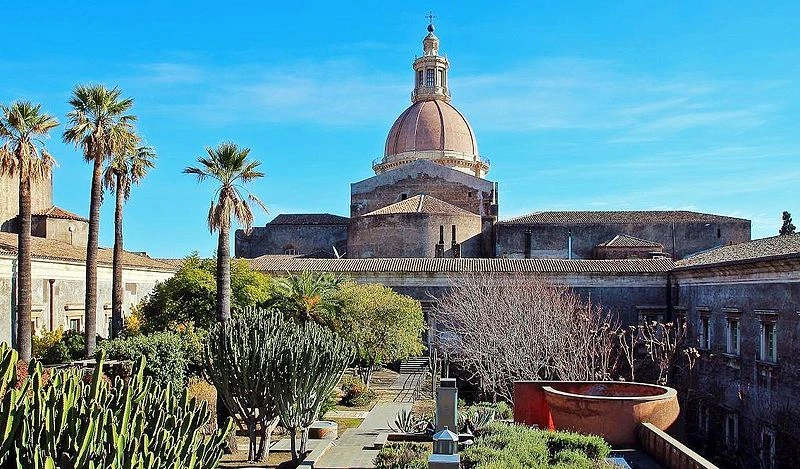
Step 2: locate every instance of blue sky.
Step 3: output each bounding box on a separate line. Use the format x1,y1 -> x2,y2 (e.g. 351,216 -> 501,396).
2,1 -> 799,257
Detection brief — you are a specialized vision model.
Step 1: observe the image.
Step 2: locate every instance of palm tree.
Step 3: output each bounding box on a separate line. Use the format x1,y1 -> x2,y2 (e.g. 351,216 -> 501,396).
103,143 -> 156,338
0,101 -> 59,361
63,85 -> 137,357
270,271 -> 342,327
184,142 -> 266,321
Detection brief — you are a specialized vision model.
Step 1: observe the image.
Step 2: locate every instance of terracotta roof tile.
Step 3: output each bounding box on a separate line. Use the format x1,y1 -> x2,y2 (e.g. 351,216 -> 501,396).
501,210 -> 749,225
597,234 -> 663,248
32,205 -> 89,222
676,233 -> 800,268
364,195 -> 476,217
269,214 -> 349,225
0,232 -> 176,270
247,255 -> 674,274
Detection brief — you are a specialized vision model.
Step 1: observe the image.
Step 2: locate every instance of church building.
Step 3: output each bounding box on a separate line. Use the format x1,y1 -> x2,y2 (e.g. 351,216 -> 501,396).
235,24 -> 749,263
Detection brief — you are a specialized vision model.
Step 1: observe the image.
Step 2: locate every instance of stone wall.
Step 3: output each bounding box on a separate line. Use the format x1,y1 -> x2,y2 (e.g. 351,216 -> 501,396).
31,217 -> 89,247
235,224 -> 348,258
496,220 -> 751,260
0,174 -> 54,232
0,256 -> 174,343
673,259 -> 800,468
347,212 -> 484,258
264,269 -> 668,327
351,160 -> 497,218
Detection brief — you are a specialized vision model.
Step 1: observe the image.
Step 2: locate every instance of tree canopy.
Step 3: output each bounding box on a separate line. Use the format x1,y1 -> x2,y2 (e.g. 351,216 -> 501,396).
780,211 -> 796,236
138,254 -> 271,332
335,282 -> 425,386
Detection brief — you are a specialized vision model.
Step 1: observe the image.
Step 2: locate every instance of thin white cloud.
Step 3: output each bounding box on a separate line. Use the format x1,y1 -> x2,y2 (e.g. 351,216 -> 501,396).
127,55 -> 787,140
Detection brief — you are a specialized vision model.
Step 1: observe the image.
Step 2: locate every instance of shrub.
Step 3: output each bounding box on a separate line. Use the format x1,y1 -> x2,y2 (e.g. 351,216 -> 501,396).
33,328 -> 85,364
0,343 -> 231,468
545,431 -> 610,461
461,422 -> 612,469
374,442 -> 429,469
340,374 -> 377,407
98,331 -> 188,389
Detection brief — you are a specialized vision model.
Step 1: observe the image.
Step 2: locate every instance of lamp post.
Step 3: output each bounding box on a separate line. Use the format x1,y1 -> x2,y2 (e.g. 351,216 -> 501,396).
429,427 -> 460,468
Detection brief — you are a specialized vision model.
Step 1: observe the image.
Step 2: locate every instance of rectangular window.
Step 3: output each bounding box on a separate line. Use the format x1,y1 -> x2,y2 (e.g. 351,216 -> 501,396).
697,404 -> 710,436
726,317 -> 740,355
439,69 -> 445,87
725,413 -> 739,450
69,318 -> 81,332
760,322 -> 777,363
426,69 -> 435,87
761,428 -> 776,469
417,70 -> 423,86
698,315 -> 711,349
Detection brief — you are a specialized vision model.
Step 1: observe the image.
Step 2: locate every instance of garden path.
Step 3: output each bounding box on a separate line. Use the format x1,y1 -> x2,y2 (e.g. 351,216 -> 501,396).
315,401 -> 411,469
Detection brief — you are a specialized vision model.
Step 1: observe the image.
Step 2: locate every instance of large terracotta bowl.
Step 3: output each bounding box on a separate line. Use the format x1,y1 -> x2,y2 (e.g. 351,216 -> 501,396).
514,381 -> 679,447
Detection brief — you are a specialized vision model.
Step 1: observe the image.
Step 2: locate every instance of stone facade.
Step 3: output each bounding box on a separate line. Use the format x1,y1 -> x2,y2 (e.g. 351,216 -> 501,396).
0,255 -> 174,343
0,174 -> 53,232
348,212 -> 483,258
235,214 -> 348,258
350,160 -> 497,218
497,216 -> 751,260
673,252 -> 800,468
31,214 -> 89,247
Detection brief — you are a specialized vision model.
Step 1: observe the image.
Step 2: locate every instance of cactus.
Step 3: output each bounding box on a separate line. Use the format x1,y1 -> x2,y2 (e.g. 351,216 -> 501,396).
271,317 -> 354,461
205,308 -> 283,462
206,307 -> 354,463
0,342 -> 232,468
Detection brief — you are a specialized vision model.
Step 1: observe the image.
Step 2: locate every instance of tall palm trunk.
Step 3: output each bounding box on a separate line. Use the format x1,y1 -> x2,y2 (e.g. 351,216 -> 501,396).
84,155 -> 103,357
16,174 -> 33,361
111,174 -> 125,338
216,222 -> 231,321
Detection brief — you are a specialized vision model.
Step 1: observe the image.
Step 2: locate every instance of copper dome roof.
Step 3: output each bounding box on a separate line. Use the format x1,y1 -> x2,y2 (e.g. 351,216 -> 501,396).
384,100 -> 478,158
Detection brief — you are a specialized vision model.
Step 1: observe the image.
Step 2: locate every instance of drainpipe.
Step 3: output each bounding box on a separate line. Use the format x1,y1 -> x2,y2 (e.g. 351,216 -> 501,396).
568,229 -> 573,260
666,273 -> 674,322
48,279 -> 55,331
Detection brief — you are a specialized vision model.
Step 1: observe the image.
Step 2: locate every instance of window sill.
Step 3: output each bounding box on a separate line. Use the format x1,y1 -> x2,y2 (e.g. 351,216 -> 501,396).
756,360 -> 778,368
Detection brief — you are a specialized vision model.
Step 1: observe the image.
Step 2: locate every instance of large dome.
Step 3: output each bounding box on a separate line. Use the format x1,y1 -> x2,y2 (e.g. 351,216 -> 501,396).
384,100 -> 478,158
372,24 -> 489,178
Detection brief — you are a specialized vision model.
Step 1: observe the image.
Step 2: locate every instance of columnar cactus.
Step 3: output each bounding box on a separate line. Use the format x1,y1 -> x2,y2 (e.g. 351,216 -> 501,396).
205,308 -> 283,462
271,317 -> 354,461
0,342 -> 232,468
205,307 -> 354,463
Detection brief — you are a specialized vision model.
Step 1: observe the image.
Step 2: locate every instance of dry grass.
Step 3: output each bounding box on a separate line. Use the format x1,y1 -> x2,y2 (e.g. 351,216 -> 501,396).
328,417 -> 364,432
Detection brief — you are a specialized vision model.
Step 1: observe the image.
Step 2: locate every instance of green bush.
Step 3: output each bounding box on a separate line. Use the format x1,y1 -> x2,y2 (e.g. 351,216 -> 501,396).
462,422 -> 612,469
98,331 -> 188,389
374,442 -> 429,469
546,430 -> 610,461
32,328 -> 85,364
340,374 -> 377,407
0,343 -> 232,468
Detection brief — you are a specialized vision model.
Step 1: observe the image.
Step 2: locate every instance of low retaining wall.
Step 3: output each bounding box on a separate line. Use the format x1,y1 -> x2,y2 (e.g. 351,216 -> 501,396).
638,423 -> 718,469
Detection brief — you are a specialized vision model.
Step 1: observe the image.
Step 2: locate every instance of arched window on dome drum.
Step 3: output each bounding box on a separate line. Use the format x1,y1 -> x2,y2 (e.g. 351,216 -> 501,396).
417,70 -> 423,86
426,69 -> 435,87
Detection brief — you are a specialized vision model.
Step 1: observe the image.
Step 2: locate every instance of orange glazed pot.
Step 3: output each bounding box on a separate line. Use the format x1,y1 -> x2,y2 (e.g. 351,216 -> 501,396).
514,381 -> 679,447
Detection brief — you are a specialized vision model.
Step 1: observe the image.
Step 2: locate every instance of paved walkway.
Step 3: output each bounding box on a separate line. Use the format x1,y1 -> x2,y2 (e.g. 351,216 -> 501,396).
388,372 -> 423,403
315,402 -> 412,469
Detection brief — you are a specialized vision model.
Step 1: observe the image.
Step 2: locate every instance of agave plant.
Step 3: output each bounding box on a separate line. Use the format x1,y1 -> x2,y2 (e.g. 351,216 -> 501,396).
458,405 -> 496,434
389,407 -> 427,434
